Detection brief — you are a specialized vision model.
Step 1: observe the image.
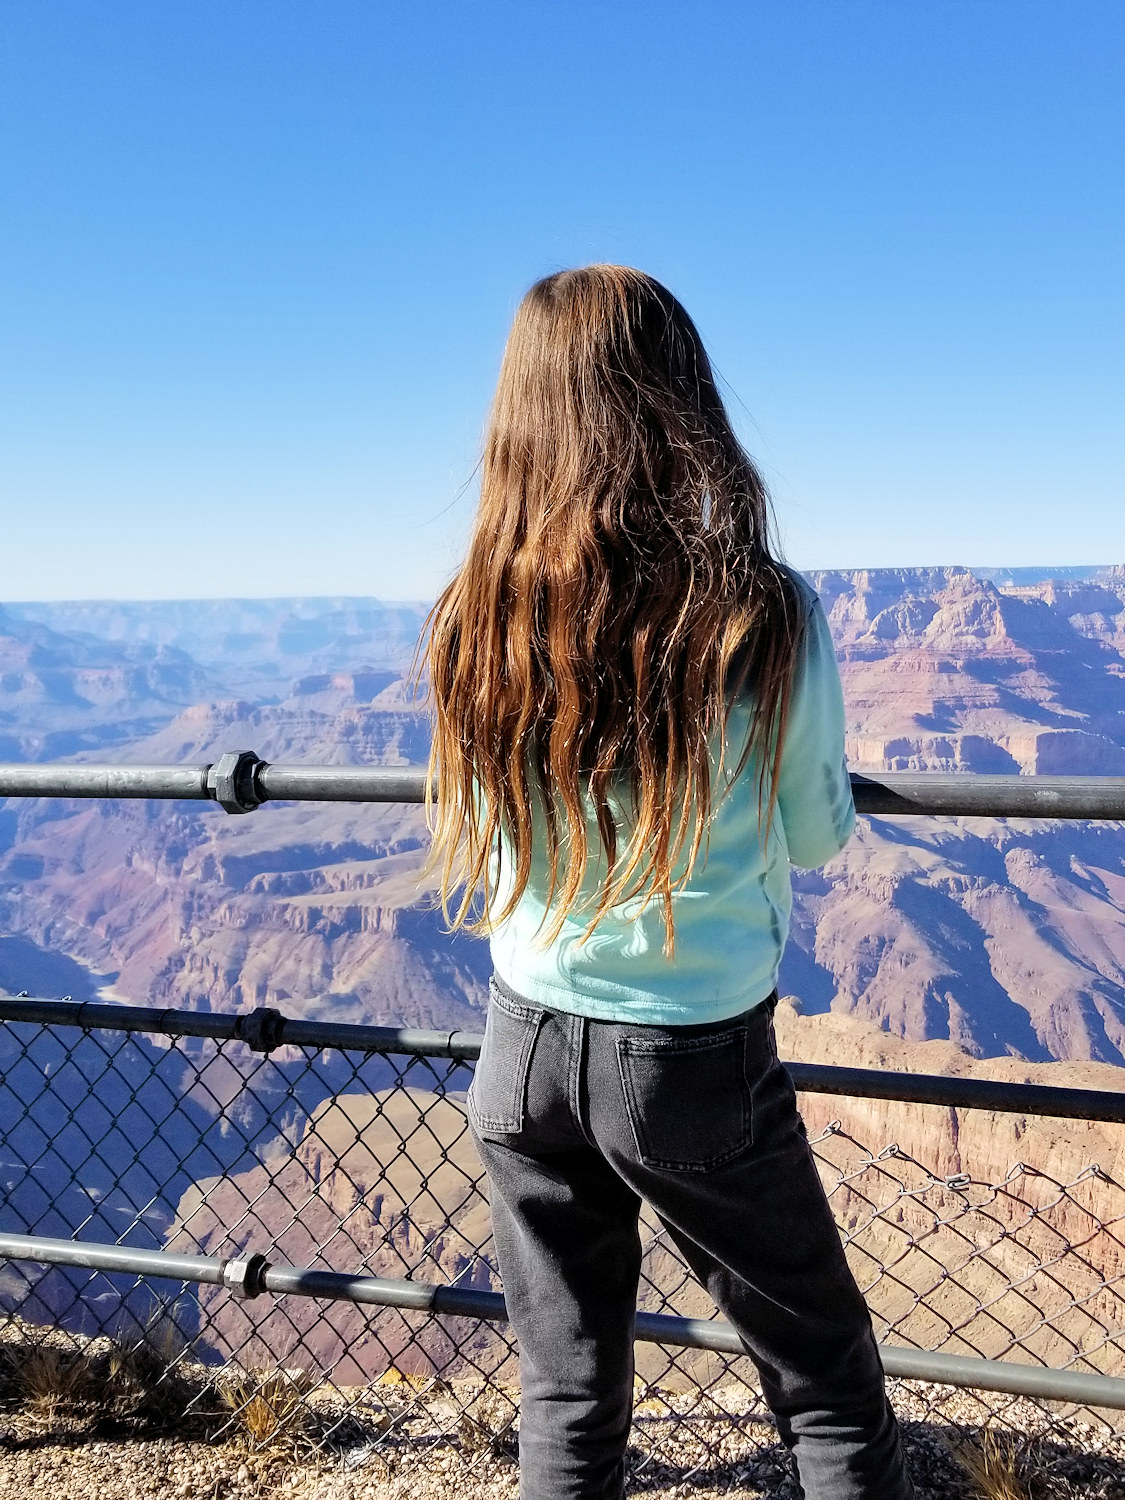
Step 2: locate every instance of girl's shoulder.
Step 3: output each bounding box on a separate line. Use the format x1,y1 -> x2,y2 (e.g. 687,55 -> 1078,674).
779,564 -> 820,621
726,567 -> 820,695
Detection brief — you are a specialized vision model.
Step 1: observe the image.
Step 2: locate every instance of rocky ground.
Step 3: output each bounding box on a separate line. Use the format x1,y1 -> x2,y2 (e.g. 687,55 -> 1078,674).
3,1400 -> 1125,1500
3,1322 -> 1125,1500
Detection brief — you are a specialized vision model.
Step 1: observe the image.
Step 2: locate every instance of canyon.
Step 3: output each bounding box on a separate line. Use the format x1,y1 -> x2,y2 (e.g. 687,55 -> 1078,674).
4,566 -> 1124,1062
3,568 -> 1125,1376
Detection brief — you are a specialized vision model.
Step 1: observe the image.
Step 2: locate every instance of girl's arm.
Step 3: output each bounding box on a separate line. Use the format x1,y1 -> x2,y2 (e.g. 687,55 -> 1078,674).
774,594 -> 855,869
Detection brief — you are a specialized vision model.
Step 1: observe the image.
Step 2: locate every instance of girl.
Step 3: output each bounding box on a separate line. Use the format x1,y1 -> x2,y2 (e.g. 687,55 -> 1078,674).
423,266 -> 912,1500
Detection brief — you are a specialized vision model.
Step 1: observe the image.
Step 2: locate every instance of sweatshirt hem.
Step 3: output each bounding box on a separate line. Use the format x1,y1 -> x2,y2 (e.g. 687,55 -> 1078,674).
490,966 -> 781,1026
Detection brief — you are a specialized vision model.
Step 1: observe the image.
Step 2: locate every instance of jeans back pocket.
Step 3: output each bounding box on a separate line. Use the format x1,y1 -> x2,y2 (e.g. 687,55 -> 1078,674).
616,1022 -> 752,1171
468,981 -> 544,1135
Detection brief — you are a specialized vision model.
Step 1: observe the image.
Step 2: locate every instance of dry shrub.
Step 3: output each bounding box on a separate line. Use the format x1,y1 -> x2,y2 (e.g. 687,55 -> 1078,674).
116,1312 -> 183,1369
220,1366 -> 314,1448
104,1338 -> 177,1417
949,1430 -> 1031,1500
5,1319 -> 193,1431
15,1342 -> 95,1410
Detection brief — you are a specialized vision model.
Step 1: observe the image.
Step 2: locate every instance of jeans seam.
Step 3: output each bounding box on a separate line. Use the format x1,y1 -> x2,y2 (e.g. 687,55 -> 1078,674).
488,974 -> 543,1023
569,1012 -> 588,1141
617,1024 -> 747,1057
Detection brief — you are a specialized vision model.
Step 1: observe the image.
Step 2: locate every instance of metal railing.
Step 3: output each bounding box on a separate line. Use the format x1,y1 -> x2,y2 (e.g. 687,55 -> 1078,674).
2,759 -> 1125,1484
2,756 -> 1125,819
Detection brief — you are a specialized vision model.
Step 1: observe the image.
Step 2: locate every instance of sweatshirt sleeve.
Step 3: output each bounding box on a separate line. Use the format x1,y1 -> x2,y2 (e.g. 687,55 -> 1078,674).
774,590 -> 855,869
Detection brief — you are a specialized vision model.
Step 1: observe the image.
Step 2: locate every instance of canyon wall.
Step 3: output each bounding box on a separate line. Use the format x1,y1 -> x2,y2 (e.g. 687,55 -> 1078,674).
4,573 -> 1125,1376
6,567 -> 1123,1060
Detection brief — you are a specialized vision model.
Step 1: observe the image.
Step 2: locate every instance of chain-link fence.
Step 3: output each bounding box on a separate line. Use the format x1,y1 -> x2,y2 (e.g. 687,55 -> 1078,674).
2,1001 -> 1125,1492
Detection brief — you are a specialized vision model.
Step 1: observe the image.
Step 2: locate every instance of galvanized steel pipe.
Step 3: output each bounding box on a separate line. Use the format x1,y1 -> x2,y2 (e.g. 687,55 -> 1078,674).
3,759 -> 1125,819
0,762 -> 212,800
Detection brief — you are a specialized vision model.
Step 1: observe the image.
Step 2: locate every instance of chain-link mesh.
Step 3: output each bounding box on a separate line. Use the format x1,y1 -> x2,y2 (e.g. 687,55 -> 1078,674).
2,1010 -> 1124,1490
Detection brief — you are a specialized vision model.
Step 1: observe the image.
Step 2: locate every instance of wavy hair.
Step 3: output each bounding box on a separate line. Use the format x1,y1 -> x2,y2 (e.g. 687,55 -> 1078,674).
421,265 -> 804,953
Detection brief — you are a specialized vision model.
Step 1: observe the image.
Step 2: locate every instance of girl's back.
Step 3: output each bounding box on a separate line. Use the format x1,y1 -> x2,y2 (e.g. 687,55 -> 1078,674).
487,571 -> 854,1022
424,265 -> 846,1003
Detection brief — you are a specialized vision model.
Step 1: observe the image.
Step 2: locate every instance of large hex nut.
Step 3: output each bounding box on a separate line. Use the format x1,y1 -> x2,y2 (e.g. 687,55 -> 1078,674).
206,751 -> 264,814
221,1253 -> 270,1299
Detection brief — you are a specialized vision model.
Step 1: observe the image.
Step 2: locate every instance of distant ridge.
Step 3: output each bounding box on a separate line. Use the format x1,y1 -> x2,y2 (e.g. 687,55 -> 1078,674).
8,570 -> 1125,618
969,565 -> 1115,586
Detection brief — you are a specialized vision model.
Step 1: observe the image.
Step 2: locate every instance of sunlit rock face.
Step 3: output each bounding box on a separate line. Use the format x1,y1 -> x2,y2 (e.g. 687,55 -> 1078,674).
810,567 -> 1125,776
1,574 -> 1125,1062
776,567 -> 1125,1062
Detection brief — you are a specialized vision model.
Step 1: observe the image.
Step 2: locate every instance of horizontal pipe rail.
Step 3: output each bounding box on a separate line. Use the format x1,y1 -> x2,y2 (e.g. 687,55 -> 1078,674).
2,759 -> 1125,819
0,763 -> 213,801
782,1060 -> 1125,1124
847,771 -> 1125,820
3,1231 -> 1123,1411
3,997 -> 1125,1122
0,996 -> 486,1058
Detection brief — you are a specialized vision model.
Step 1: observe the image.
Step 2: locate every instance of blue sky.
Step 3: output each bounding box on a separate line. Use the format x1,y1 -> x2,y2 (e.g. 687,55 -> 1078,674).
2,1 -> 1122,602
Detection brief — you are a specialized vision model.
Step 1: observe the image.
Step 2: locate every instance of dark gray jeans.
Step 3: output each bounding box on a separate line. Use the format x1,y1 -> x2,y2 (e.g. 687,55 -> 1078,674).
468,975 -> 913,1500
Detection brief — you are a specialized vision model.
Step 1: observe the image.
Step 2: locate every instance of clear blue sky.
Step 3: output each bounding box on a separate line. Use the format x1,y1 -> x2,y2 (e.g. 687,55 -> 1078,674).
2,1 -> 1122,602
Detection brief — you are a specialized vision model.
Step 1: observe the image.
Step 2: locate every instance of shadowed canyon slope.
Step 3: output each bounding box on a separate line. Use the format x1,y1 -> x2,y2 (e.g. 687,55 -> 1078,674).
2,569 -> 1125,1061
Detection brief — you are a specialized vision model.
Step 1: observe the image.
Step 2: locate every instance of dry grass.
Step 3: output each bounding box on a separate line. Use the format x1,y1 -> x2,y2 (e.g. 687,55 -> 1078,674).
0,1313 -> 209,1439
219,1365 -> 315,1449
3,1317 -> 1123,1499
14,1340 -> 96,1409
948,1429 -> 1032,1500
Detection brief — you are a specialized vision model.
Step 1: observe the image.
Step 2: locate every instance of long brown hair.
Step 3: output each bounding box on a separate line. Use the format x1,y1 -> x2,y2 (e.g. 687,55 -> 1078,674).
422,265 -> 804,953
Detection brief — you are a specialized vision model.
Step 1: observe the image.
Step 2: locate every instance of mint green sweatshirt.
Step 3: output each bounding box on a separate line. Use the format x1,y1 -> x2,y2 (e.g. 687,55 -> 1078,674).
488,582 -> 854,1025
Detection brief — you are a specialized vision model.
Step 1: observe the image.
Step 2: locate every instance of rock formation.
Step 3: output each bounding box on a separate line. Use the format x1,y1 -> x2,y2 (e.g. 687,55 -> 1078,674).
6,570 -> 1122,1060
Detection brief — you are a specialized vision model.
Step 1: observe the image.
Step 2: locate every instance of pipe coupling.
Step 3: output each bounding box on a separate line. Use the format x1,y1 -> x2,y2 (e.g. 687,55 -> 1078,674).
221,1253 -> 270,1298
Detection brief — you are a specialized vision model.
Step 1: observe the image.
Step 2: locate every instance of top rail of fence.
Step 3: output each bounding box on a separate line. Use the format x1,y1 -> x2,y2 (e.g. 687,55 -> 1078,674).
2,757 -> 1125,818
